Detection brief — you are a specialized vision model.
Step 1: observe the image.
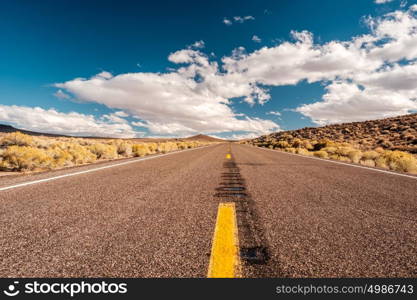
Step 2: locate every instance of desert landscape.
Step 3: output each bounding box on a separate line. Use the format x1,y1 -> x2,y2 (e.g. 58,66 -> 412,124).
245,113 -> 417,173
0,126 -> 219,173
1,1 -> 417,294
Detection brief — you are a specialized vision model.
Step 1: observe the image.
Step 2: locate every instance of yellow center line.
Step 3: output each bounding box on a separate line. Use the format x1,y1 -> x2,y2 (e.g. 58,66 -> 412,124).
207,202 -> 241,278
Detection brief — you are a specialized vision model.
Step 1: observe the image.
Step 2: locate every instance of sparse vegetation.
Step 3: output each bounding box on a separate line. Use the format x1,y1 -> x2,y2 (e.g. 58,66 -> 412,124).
0,132 -> 212,172
244,114 -> 417,174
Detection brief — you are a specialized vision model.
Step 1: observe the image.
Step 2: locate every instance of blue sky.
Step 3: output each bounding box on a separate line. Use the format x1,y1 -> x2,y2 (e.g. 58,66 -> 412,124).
1,0 -> 417,138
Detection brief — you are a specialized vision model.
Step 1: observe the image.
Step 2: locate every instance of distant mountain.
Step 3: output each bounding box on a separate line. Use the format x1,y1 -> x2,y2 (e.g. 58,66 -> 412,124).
184,134 -> 225,142
0,124 -> 226,141
0,124 -> 68,137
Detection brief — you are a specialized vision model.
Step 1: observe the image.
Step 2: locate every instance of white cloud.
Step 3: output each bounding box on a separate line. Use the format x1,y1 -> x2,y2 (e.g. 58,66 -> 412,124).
221,7 -> 417,124
296,81 -> 417,125
56,49 -> 279,136
55,6 -> 417,135
191,40 -> 205,49
210,131 -> 263,140
233,15 -> 255,23
267,111 -> 281,116
222,30 -> 381,86
95,71 -> 113,79
252,35 -> 261,43
0,105 -> 140,137
223,15 -> 254,25
223,18 -> 232,25
113,111 -> 129,117
375,0 -> 394,3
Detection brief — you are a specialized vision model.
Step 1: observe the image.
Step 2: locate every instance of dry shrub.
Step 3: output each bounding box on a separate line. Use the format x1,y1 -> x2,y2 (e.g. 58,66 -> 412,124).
375,147 -> 385,153
177,142 -> 188,150
322,146 -> 337,154
348,150 -> 362,163
0,132 -> 34,147
156,143 -> 167,154
156,142 -> 179,153
114,141 -> 133,157
314,151 -> 328,159
147,143 -> 158,153
88,143 -> 118,159
313,139 -> 337,151
250,134 -> 417,173
0,146 -> 52,171
48,147 -> 74,167
292,138 -> 303,148
329,154 -> 340,160
375,156 -> 388,168
67,144 -> 96,164
0,132 -> 209,172
303,140 -> 314,150
336,156 -> 351,162
296,148 -> 311,156
361,159 -> 376,167
132,144 -> 150,157
381,150 -> 417,173
276,141 -> 290,148
362,151 -> 379,160
284,147 -> 297,153
33,137 -> 52,149
335,146 -> 352,157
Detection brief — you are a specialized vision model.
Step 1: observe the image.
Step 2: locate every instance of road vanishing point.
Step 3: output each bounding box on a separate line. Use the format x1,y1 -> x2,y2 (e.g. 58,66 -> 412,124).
0,143 -> 416,277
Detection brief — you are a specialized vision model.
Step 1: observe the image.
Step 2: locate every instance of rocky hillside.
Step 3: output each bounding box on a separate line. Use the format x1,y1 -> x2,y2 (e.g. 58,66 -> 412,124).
255,113 -> 417,153
246,113 -> 417,174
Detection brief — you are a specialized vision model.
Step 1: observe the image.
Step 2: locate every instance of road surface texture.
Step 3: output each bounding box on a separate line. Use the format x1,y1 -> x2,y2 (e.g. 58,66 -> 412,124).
0,143 -> 416,277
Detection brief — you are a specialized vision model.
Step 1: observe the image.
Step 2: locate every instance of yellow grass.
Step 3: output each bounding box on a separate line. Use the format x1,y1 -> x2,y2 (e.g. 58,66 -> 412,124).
0,132 -> 213,172
247,136 -> 417,174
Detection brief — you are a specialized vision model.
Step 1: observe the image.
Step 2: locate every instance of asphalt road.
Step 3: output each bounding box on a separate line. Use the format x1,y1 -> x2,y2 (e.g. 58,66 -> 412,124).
0,143 -> 416,277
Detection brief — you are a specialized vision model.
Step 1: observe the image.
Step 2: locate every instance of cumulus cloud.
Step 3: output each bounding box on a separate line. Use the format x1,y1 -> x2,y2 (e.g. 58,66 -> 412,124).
296,81 -> 417,125
56,48 -> 279,136
221,6 -> 417,124
222,30 -> 381,86
55,6 -> 417,135
0,105 -> 139,137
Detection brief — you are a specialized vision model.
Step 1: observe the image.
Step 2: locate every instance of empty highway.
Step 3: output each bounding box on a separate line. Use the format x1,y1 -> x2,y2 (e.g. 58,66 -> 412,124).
0,143 -> 416,277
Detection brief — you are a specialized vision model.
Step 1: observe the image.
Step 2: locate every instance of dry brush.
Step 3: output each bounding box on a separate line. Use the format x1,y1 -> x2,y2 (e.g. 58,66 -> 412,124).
0,132 -> 212,172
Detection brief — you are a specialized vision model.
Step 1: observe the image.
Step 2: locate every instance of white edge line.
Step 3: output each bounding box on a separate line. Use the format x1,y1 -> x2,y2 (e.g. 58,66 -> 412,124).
248,145 -> 417,180
0,145 -> 215,192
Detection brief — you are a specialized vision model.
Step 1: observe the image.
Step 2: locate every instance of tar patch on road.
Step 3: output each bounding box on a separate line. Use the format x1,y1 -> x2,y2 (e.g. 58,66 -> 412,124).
214,147 -> 272,277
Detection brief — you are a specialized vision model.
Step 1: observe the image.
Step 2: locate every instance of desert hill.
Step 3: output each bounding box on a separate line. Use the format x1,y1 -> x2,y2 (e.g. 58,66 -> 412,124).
0,124 -> 68,137
184,134 -> 225,142
254,113 -> 417,153
246,113 -> 417,173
